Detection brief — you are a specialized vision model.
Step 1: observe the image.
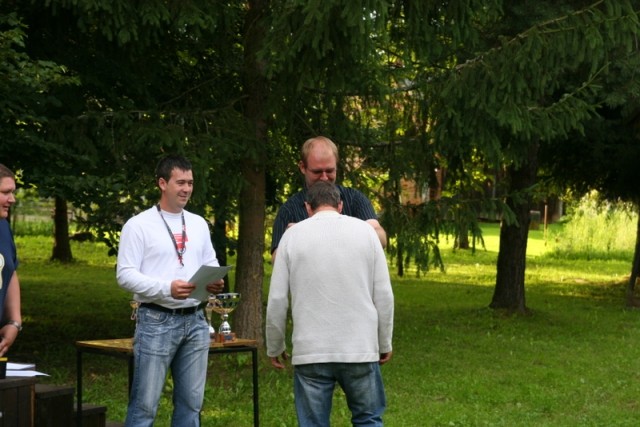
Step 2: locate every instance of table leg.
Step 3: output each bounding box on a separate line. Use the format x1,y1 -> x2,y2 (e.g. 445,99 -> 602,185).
76,348 -> 82,427
128,356 -> 134,396
251,346 -> 259,427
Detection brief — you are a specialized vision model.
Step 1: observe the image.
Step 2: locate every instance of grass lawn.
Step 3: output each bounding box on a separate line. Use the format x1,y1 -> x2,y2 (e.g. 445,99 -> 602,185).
10,223 -> 640,426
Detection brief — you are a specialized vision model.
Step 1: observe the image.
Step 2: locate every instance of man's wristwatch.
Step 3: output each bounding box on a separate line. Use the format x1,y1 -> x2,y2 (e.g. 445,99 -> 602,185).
6,320 -> 22,332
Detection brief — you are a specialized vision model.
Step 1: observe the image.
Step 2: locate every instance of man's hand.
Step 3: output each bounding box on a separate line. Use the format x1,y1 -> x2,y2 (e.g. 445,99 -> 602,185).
0,325 -> 19,357
270,351 -> 289,369
171,279 -> 196,299
206,279 -> 225,295
379,351 -> 393,365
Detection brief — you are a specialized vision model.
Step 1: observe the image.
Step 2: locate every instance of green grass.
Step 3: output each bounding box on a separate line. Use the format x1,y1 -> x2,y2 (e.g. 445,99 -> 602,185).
11,224 -> 640,426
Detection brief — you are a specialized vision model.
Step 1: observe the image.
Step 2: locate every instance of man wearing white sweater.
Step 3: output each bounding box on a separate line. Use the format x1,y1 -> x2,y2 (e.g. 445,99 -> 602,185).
117,155 -> 224,427
266,181 -> 394,427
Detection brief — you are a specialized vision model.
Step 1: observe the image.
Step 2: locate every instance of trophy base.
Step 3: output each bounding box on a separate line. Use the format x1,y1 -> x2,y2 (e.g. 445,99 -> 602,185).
214,332 -> 237,343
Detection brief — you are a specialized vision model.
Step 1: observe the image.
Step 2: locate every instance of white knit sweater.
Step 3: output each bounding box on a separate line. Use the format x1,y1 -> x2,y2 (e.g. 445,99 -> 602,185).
266,210 -> 394,365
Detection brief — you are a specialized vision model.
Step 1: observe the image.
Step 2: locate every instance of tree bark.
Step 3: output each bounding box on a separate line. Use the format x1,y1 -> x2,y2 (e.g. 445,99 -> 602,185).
626,207 -> 640,306
490,143 -> 539,313
396,242 -> 404,277
455,225 -> 470,250
51,196 -> 73,263
212,203 -> 230,292
234,0 -> 269,343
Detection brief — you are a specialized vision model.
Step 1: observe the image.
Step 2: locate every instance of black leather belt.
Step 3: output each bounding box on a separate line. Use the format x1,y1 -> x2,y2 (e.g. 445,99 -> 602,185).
140,302 -> 207,315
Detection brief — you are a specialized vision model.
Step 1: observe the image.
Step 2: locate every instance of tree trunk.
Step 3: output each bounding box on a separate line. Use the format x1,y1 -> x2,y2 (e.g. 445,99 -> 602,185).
234,0 -> 268,343
491,213 -> 529,312
235,163 -> 266,342
490,143 -> 539,313
212,204 -> 230,292
455,225 -> 470,250
51,196 -> 73,263
626,206 -> 640,306
396,242 -> 404,277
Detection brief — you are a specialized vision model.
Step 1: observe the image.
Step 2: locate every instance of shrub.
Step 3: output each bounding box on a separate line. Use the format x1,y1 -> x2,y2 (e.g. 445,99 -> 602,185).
547,191 -> 636,260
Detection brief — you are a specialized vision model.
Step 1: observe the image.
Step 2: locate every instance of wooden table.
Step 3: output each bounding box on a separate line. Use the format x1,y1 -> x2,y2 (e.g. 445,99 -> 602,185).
76,338 -> 259,427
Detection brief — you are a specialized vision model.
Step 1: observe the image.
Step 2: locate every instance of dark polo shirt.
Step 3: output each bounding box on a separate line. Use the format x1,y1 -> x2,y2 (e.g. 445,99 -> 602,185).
0,219 -> 18,321
270,184 -> 378,254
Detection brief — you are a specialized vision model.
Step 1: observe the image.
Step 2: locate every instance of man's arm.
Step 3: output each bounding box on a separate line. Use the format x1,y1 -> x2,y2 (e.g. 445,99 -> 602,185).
372,234 -> 394,360
266,243 -> 291,363
116,219 -> 172,300
366,218 -> 387,249
342,187 -> 387,248
0,271 -> 21,356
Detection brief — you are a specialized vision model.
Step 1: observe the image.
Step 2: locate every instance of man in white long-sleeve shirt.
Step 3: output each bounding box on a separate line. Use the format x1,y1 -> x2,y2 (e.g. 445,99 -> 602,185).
117,155 -> 224,427
266,180 -> 394,427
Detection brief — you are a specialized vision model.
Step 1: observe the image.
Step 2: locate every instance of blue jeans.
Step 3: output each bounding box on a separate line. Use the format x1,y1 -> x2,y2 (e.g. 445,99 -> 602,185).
124,306 -> 210,427
293,362 -> 387,427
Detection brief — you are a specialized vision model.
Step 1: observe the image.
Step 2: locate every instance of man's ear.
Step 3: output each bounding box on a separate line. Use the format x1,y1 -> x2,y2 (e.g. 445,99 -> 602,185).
338,201 -> 343,214
298,160 -> 306,174
304,202 -> 314,217
158,177 -> 167,191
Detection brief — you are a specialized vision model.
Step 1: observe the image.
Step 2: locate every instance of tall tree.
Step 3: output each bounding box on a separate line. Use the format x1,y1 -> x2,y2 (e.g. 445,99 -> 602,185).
0,12 -> 77,180
233,0 -> 269,340
3,1 -> 247,257
427,0 -> 640,312
0,12 -> 79,262
5,0 -> 639,339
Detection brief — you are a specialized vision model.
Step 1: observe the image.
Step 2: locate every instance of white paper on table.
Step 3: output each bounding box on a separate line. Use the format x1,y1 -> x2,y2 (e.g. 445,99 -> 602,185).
7,362 -> 35,370
7,370 -> 49,377
188,265 -> 232,301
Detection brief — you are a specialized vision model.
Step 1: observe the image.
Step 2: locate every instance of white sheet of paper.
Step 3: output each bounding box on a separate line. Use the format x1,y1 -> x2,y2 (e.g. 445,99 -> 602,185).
188,265 -> 232,301
6,370 -> 49,377
7,362 -> 35,370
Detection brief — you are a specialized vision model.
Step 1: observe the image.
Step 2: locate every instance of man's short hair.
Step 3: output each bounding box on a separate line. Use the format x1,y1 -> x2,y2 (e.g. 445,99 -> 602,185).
305,181 -> 341,211
0,163 -> 15,180
300,136 -> 339,166
155,155 -> 192,183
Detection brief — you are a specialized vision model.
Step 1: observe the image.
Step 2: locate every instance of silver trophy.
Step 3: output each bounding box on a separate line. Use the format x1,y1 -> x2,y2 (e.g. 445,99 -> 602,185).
212,293 -> 241,339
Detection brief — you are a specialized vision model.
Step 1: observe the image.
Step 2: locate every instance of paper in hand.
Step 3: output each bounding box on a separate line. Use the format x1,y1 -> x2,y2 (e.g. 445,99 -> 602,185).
188,265 -> 232,301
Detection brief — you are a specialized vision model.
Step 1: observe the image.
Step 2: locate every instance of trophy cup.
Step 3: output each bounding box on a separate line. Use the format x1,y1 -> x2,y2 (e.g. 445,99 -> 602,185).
205,294 -> 216,337
212,292 -> 241,342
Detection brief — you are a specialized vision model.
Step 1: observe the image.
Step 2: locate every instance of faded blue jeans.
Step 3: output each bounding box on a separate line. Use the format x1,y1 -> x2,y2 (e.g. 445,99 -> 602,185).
124,306 -> 210,427
293,362 -> 387,427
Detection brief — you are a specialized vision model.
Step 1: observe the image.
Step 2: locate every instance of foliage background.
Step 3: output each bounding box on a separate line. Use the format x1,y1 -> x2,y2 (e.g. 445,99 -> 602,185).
9,200 -> 640,425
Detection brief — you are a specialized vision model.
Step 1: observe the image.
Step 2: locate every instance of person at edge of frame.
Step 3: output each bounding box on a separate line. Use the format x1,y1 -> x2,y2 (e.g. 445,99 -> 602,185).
0,163 -> 23,357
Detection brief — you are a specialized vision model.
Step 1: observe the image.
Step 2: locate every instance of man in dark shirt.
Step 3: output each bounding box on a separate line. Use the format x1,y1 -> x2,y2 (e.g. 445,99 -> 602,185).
0,163 -> 22,357
271,136 -> 387,259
